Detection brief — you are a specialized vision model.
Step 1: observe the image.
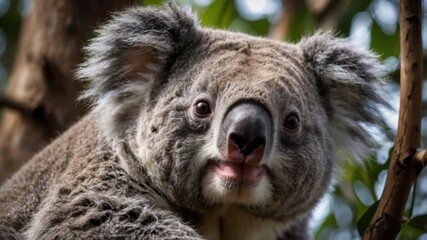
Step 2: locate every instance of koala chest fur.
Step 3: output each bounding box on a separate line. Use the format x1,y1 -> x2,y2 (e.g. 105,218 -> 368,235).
0,4 -> 388,240
199,208 -> 288,240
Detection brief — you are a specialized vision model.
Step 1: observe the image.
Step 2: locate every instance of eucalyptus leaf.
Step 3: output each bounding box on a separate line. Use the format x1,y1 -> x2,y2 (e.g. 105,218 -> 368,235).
357,200 -> 379,235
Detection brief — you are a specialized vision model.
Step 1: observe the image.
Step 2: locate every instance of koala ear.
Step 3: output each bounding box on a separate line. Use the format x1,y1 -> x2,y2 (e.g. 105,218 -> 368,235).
78,4 -> 198,146
299,33 -> 389,161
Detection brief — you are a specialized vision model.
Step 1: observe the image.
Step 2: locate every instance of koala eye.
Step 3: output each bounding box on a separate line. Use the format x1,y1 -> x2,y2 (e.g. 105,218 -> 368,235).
194,101 -> 212,117
283,114 -> 299,131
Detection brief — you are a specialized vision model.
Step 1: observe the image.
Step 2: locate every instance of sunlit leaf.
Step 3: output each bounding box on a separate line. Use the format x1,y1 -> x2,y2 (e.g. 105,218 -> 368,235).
142,0 -> 165,6
200,0 -> 237,29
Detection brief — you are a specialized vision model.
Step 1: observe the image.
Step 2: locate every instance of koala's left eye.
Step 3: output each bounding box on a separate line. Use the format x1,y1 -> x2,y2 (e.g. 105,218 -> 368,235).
194,101 -> 212,117
283,114 -> 299,131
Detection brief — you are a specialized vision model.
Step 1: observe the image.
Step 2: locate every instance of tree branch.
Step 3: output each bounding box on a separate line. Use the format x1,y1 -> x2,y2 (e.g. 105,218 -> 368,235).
414,149 -> 427,168
0,95 -> 33,117
362,0 -> 423,239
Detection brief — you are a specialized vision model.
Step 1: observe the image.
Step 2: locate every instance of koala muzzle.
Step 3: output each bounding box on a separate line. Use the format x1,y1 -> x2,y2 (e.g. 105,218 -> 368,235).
219,102 -> 273,165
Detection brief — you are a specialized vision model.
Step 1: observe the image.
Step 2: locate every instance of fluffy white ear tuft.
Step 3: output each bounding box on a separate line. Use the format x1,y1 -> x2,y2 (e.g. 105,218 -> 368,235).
77,4 -> 199,148
299,32 -> 389,162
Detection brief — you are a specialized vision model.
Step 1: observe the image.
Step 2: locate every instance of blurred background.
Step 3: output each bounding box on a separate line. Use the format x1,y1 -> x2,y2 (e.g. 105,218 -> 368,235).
0,0 -> 426,239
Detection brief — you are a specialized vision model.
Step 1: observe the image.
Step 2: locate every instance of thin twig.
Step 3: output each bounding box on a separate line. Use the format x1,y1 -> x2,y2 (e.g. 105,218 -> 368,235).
414,149 -> 427,168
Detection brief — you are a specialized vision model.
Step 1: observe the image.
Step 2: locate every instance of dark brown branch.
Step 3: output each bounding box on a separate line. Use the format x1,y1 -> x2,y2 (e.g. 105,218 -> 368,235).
362,0 -> 423,239
0,95 -> 33,117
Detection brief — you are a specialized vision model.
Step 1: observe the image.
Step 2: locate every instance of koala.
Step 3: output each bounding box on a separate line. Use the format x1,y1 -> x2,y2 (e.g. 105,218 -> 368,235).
0,4 -> 387,240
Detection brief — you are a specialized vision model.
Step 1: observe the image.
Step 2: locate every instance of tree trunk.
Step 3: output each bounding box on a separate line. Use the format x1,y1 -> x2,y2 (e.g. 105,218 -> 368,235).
362,0 -> 422,239
0,0 -> 136,183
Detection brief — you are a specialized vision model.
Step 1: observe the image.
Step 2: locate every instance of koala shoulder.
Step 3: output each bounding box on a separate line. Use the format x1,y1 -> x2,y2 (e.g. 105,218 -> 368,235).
0,114 -> 109,231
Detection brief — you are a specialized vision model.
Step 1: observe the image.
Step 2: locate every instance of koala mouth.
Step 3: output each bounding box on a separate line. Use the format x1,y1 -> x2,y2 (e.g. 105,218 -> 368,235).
211,161 -> 266,184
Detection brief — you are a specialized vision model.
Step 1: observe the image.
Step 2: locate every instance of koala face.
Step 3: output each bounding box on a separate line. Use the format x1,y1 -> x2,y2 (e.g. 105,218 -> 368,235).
132,35 -> 333,221
79,5 -> 387,222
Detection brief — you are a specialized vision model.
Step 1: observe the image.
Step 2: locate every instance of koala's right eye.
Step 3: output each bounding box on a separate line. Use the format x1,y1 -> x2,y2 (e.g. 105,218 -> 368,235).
283,114 -> 299,131
194,101 -> 212,117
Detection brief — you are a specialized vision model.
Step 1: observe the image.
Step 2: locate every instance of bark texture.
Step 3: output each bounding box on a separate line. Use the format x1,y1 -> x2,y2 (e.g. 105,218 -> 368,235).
362,0 -> 423,239
0,0 -> 136,183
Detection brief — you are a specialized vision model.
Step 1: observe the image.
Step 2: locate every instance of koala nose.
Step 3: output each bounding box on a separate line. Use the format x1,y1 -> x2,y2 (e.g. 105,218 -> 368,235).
228,131 -> 266,165
219,102 -> 273,165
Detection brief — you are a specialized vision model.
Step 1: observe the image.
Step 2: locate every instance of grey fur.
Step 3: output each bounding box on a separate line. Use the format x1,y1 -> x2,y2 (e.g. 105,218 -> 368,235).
0,4 -> 388,240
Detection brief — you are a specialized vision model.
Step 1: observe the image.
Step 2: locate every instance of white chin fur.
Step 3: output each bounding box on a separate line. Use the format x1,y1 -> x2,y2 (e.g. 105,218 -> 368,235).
197,136 -> 273,206
201,169 -> 272,206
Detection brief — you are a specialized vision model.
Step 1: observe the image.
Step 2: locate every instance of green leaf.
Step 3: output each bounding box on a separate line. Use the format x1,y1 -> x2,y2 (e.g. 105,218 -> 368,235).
199,0 -> 237,29
370,21 -> 400,60
247,18 -> 270,36
401,222 -> 424,239
357,200 -> 379,235
409,215 -> 427,231
142,0 -> 165,6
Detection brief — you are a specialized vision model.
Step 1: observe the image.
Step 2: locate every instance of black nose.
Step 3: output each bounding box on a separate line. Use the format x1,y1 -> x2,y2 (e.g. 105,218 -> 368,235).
218,102 -> 273,164
229,122 -> 266,156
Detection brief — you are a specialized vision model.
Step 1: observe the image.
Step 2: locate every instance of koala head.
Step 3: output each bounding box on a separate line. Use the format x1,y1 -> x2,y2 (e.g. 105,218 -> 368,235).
79,5 -> 387,222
